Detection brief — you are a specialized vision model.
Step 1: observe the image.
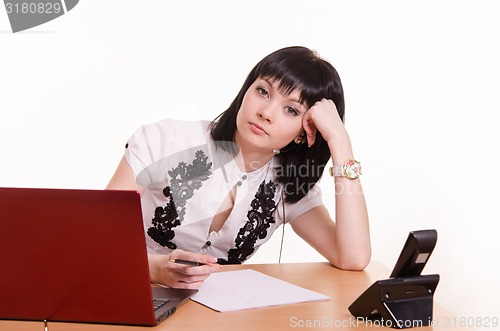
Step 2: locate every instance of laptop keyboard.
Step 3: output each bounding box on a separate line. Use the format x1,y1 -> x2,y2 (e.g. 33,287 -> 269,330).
153,298 -> 170,311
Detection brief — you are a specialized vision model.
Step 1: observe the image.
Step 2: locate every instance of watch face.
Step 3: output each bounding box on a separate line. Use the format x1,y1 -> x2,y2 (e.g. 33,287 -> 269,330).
343,159 -> 362,179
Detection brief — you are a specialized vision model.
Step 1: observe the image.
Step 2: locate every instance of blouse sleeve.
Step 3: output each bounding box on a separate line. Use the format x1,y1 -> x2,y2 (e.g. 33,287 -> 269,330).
124,119 -> 209,188
124,125 -> 152,179
283,184 -> 324,224
124,119 -> 178,187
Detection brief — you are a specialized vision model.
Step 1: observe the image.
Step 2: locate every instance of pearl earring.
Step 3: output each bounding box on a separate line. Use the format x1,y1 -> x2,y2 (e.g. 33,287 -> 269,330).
294,132 -> 306,144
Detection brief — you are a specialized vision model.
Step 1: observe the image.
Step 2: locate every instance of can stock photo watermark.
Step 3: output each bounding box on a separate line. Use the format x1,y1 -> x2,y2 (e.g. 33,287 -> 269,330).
289,316 -> 428,329
3,0 -> 79,33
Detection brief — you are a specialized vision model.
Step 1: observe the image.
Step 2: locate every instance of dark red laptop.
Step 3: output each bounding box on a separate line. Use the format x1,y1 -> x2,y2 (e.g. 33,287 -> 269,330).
0,187 -> 197,326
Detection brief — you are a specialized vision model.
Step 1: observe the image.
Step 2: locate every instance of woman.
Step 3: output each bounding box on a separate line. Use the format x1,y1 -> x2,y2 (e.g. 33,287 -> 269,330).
106,46 -> 370,288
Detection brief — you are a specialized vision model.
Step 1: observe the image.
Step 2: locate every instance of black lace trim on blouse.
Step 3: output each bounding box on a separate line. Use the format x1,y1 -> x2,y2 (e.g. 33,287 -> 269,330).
147,150 -> 212,249
220,180 -> 277,264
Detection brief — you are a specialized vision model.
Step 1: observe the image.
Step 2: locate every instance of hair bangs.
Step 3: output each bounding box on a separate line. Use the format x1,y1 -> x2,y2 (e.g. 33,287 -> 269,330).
256,50 -> 343,112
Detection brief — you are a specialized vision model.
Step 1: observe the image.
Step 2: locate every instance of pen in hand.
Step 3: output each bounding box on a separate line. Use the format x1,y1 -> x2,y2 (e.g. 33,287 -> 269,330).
169,259 -> 207,266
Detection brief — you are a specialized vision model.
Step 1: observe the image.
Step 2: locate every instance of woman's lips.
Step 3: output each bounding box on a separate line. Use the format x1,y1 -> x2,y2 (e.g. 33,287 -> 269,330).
249,123 -> 268,135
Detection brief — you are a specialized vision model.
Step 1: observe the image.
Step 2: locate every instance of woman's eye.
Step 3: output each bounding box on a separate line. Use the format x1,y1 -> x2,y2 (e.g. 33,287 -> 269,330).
286,106 -> 299,116
256,87 -> 269,97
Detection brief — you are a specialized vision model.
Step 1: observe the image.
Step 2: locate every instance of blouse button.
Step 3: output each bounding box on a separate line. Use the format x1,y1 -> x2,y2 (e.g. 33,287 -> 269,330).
242,175 -> 248,180
205,241 -> 212,246
237,181 -> 242,186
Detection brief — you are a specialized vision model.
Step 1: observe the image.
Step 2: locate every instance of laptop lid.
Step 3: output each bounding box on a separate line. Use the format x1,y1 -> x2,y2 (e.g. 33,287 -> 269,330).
0,187 -> 197,326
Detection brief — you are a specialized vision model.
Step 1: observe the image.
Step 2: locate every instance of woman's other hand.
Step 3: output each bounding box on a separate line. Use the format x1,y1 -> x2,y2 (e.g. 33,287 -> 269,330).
301,98 -> 347,148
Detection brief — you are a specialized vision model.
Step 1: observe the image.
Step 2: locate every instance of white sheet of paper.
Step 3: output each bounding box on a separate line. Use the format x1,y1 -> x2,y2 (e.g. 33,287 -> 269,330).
190,269 -> 330,312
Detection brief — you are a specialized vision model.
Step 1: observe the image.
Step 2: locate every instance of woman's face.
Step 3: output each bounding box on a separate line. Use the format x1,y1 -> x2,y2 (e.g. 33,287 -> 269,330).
235,77 -> 307,154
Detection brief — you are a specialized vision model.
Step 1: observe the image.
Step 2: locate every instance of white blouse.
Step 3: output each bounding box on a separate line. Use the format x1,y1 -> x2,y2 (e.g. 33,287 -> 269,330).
125,119 -> 323,263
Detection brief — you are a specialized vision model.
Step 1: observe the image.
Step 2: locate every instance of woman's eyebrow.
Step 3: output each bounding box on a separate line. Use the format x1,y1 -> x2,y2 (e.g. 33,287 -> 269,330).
287,93 -> 305,106
262,78 -> 304,105
261,77 -> 273,87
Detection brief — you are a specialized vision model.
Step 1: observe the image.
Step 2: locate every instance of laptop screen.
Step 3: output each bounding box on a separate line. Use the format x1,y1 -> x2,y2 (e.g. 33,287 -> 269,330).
0,187 -> 158,325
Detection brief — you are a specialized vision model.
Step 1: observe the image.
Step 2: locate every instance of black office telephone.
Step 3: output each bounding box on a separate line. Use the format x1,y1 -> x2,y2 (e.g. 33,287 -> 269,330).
348,230 -> 440,329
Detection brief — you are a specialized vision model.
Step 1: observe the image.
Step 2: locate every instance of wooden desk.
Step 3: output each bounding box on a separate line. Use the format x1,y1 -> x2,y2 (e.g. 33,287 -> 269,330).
0,262 -> 473,331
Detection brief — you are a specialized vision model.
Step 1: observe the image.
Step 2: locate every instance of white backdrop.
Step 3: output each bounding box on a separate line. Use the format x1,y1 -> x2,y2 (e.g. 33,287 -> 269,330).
1,0 -> 499,326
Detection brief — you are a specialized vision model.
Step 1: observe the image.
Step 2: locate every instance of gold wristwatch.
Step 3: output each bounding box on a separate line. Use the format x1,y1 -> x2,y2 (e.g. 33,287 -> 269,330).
329,159 -> 362,180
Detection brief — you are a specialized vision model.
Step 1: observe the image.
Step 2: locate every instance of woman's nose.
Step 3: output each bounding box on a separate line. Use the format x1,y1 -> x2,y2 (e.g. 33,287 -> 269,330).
257,105 -> 274,122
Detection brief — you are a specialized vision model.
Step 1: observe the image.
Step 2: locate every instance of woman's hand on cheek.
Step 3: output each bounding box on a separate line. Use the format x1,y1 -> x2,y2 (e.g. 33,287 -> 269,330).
302,98 -> 347,147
